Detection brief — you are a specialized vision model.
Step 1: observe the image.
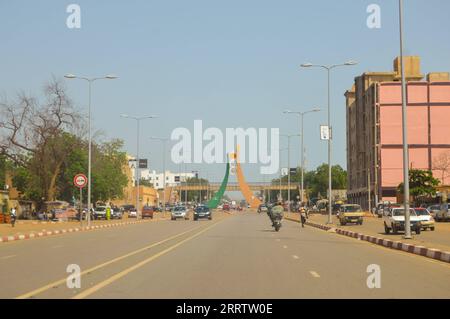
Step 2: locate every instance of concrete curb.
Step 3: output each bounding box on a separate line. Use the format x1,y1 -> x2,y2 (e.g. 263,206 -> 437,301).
0,218 -> 166,244
285,217 -> 450,264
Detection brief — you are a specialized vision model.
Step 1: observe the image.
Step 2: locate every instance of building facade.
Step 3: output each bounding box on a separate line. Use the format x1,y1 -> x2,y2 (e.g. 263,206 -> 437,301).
345,56 -> 450,209
140,170 -> 195,190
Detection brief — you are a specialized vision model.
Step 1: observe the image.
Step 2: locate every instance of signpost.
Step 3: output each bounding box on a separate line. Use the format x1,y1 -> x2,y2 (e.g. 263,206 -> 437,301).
74,174 -> 87,227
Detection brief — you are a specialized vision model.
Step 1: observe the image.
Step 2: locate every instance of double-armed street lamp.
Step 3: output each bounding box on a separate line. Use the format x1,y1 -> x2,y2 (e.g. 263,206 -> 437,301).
283,108 -> 321,206
121,114 -> 158,219
300,60 -> 357,224
64,74 -> 118,226
280,133 -> 301,213
150,136 -> 169,212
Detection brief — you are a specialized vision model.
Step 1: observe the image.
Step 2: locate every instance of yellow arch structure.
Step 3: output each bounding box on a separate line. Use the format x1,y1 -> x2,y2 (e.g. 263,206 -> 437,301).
232,147 -> 262,209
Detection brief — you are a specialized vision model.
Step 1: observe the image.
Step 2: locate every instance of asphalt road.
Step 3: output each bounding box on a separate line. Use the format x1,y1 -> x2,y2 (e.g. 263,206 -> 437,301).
0,211 -> 449,299
306,213 -> 450,252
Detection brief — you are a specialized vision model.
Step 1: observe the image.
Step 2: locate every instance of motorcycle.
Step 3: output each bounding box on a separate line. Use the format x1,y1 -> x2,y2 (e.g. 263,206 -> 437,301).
10,215 -> 16,227
272,217 -> 282,232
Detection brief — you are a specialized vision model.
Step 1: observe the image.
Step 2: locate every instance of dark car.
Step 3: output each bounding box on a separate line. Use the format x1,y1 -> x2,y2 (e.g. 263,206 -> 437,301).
142,206 -> 155,219
121,204 -> 135,213
194,205 -> 212,221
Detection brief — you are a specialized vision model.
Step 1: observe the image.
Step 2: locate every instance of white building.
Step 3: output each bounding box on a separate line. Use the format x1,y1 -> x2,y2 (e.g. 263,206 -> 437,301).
140,170 -> 195,190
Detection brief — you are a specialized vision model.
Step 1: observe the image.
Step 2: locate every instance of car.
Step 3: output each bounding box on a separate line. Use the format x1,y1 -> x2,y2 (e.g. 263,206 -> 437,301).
217,205 -> 223,210
427,204 -> 440,218
257,204 -> 268,214
171,206 -> 189,220
434,203 -> 450,222
383,207 -> 422,235
93,206 -> 108,220
337,204 -> 364,225
142,206 -> 155,219
111,208 -> 123,219
194,205 -> 212,221
223,204 -> 230,211
120,204 -> 135,213
128,209 -> 137,218
413,208 -> 435,231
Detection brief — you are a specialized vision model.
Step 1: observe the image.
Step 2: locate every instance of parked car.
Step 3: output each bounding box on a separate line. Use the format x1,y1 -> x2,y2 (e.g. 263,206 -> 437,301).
194,205 -> 212,221
142,206 -> 155,219
337,204 -> 364,225
171,206 -> 189,220
121,204 -> 135,213
128,209 -> 137,218
223,203 -> 230,211
427,204 -> 440,218
434,203 -> 450,222
383,207 -> 422,235
413,208 -> 435,231
111,208 -> 123,219
93,206 -> 108,220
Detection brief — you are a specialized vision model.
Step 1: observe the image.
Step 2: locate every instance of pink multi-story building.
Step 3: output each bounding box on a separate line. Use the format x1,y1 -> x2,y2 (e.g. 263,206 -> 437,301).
345,57 -> 450,209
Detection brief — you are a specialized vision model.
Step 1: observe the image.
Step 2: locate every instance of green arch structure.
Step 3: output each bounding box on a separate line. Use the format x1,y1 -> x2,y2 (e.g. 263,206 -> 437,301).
207,162 -> 230,209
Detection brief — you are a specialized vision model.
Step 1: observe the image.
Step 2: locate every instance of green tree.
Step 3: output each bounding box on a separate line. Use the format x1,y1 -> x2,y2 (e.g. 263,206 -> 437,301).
397,169 -> 440,204
182,177 -> 210,202
91,139 -> 129,203
270,164 -> 347,201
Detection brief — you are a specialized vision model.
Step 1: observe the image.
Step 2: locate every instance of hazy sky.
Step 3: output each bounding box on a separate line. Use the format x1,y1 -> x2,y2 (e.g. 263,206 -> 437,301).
1,0 -> 450,184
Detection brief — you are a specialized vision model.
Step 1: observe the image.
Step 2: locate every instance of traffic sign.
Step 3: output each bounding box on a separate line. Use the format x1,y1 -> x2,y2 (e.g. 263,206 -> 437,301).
320,125 -> 330,140
73,174 -> 88,188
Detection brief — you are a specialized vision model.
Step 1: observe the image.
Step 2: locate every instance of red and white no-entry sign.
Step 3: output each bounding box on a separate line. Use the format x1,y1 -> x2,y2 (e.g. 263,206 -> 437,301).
73,174 -> 88,188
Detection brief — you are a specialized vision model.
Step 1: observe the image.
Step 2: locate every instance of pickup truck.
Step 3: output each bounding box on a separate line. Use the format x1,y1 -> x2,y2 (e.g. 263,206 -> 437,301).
383,207 -> 422,235
337,204 -> 364,225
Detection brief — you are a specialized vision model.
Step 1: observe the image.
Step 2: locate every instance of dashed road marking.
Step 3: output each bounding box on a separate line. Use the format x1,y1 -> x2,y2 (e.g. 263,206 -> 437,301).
292,255 -> 299,259
283,245 -> 288,249
310,271 -> 320,278
0,255 -> 16,260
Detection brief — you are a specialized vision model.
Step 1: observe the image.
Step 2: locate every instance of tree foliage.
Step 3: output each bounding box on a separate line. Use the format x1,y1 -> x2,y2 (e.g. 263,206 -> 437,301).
397,169 -> 440,203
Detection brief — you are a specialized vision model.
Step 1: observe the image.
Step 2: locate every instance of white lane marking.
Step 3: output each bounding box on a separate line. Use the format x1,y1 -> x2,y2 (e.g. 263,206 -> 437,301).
310,271 -> 320,278
292,255 -> 299,259
1,255 -> 17,260
276,239 -> 281,242
283,245 -> 288,249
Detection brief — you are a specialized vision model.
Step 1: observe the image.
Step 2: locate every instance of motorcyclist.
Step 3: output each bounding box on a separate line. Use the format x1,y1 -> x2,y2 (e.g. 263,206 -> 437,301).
10,207 -> 17,227
269,201 -> 284,227
299,206 -> 308,228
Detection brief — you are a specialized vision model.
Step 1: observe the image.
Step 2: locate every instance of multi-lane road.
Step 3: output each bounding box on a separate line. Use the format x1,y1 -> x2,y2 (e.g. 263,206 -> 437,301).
0,211 -> 449,299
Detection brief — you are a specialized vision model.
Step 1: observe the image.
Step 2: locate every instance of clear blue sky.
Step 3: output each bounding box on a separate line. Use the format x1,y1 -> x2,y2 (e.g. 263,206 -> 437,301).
1,0 -> 450,184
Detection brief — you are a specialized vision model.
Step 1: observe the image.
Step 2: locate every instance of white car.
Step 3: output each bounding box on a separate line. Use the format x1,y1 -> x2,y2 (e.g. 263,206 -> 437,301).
128,209 -> 137,218
413,208 -> 435,231
171,206 -> 189,220
435,203 -> 450,222
383,207 -> 422,235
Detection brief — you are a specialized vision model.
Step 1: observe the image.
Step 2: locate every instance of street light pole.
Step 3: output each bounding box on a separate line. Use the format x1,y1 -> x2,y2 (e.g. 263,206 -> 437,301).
150,136 -> 169,212
121,115 -> 157,219
280,134 -> 300,213
300,60 -> 357,224
399,0 -> 411,239
65,74 -> 118,227
284,108 -> 321,206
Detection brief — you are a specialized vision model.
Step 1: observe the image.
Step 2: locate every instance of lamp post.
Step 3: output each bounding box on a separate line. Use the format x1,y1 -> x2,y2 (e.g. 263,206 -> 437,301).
284,108 -> 321,206
279,147 -> 288,201
121,114 -> 157,219
64,74 -> 118,226
300,60 -> 357,224
399,0 -> 411,239
280,134 -> 301,213
150,136 -> 169,213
